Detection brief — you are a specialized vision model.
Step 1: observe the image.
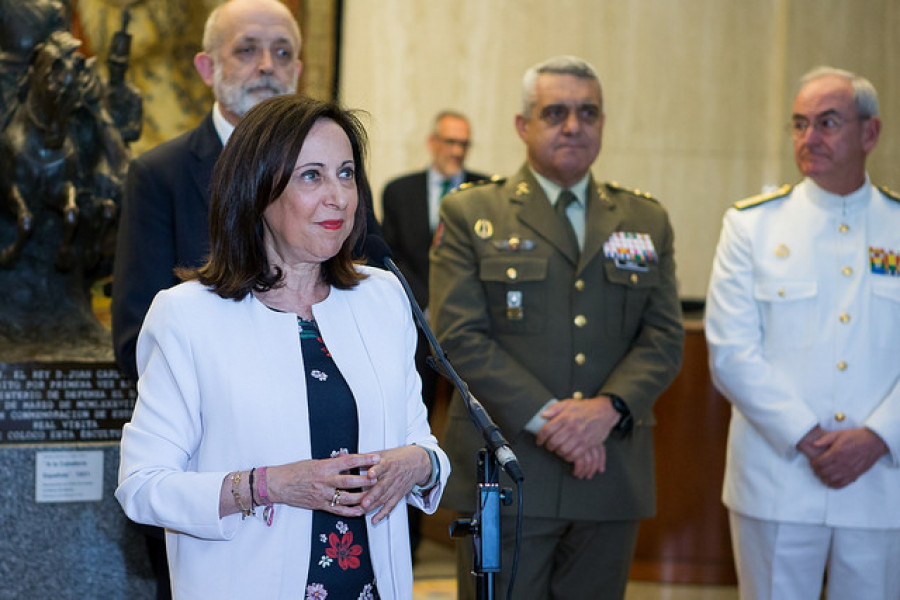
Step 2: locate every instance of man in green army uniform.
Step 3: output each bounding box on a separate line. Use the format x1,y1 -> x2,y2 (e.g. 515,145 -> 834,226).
430,55 -> 684,600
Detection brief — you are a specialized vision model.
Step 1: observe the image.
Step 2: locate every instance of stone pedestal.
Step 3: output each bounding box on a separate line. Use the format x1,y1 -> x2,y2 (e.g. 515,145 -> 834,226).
0,360 -> 155,599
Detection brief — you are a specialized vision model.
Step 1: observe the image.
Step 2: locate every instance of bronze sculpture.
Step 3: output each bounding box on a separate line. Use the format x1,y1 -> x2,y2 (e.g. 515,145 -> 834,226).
0,5 -> 140,360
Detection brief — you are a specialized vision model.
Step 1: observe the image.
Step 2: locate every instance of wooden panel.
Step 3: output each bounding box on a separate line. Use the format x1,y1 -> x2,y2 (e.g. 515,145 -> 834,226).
630,321 -> 737,585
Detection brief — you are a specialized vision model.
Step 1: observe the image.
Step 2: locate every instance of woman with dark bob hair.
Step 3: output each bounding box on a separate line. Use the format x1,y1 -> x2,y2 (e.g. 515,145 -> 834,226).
117,95 -> 449,600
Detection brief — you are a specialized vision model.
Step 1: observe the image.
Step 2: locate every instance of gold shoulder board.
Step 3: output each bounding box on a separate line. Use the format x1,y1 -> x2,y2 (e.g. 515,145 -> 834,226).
878,185 -> 900,203
734,184 -> 792,210
605,181 -> 657,202
456,176 -> 505,193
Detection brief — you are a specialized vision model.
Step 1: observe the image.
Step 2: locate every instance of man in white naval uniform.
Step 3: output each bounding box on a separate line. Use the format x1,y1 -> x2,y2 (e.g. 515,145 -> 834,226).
705,66 -> 900,599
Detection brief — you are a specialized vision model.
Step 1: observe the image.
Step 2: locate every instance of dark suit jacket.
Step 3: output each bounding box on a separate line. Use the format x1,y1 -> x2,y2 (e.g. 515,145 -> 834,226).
430,165 -> 684,521
381,169 -> 486,308
112,112 -> 384,381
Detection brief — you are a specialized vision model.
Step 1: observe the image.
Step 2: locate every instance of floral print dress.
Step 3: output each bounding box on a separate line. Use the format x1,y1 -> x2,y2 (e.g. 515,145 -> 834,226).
300,318 -> 378,600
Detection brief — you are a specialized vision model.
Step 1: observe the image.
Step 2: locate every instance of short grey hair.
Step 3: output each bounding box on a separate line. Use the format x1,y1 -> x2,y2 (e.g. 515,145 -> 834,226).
431,110 -> 470,134
521,55 -> 602,116
799,66 -> 879,118
202,0 -> 301,59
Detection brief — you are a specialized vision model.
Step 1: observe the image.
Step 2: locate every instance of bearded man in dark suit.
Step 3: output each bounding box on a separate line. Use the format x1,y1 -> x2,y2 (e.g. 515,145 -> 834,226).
381,111 -> 487,309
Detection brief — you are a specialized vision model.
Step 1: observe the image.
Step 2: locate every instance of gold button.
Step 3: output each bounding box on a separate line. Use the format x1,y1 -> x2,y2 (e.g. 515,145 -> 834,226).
574,353 -> 586,366
574,279 -> 585,291
835,412 -> 846,422
839,223 -> 850,233
839,313 -> 850,324
837,361 -> 848,371
574,315 -> 587,327
572,391 -> 584,400
778,289 -> 786,297
506,267 -> 518,280
630,273 -> 639,285
842,266 -> 853,277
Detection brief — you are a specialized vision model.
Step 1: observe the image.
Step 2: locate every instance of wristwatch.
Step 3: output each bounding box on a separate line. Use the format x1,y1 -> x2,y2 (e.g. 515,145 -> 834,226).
609,395 -> 634,434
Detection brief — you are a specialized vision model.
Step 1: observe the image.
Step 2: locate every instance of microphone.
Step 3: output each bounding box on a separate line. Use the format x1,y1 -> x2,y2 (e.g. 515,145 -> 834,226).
368,238 -> 524,483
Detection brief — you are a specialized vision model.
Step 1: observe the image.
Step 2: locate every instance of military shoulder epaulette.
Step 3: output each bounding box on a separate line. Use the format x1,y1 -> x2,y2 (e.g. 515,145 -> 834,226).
733,184 -> 792,210
454,175 -> 505,193
877,185 -> 900,203
605,181 -> 657,202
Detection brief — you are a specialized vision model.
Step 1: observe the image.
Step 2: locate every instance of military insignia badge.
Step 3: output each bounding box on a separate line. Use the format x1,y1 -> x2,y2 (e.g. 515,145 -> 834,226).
493,236 -> 535,252
515,182 -> 530,196
603,232 -> 658,272
474,219 -> 494,240
506,290 -> 524,320
869,246 -> 899,275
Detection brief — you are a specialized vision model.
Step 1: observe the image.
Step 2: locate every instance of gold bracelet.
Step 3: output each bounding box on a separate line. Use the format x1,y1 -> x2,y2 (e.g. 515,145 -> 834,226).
230,471 -> 252,519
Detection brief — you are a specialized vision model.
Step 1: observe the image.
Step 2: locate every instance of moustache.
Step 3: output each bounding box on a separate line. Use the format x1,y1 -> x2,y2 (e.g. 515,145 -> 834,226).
244,76 -> 292,96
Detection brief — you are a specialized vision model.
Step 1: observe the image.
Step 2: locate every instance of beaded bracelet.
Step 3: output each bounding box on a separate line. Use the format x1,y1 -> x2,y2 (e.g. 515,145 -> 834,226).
411,445 -> 440,495
230,471 -> 252,519
258,466 -> 274,526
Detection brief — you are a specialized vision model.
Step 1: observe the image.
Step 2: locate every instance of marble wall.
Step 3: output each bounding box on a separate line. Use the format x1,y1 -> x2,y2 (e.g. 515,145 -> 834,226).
339,0 -> 900,298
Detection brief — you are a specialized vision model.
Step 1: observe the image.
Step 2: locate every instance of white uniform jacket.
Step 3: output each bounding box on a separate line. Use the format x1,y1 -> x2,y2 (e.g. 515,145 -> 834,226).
116,267 -> 450,600
705,177 -> 900,528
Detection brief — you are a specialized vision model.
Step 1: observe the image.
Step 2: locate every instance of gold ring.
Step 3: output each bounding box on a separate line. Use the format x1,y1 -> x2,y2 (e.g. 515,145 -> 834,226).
330,489 -> 342,507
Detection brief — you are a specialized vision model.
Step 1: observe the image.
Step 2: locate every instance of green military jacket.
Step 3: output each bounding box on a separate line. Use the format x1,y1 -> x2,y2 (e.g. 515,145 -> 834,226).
429,165 -> 684,520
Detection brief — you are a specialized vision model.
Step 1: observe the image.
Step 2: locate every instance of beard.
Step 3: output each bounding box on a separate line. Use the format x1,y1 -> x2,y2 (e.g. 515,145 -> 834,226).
213,63 -> 298,118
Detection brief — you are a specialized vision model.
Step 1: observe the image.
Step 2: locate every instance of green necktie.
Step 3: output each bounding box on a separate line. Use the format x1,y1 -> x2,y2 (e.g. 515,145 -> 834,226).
556,189 -> 579,254
440,179 -> 453,198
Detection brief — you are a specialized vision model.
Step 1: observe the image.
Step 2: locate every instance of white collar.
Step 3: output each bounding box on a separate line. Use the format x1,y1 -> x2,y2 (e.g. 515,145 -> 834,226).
211,102 -> 236,146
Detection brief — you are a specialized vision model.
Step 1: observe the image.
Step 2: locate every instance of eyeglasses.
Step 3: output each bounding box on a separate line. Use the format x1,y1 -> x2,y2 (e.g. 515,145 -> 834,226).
436,136 -> 470,150
790,112 -> 868,139
537,103 -> 602,127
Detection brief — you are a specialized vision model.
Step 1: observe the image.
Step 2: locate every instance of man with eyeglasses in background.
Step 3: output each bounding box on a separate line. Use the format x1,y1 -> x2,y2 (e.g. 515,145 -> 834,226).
380,110 -> 486,561
706,66 -> 900,599
430,55 -> 684,599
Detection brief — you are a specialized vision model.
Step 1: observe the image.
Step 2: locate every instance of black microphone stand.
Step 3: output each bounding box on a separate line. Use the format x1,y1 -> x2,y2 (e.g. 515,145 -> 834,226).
381,255 -> 523,600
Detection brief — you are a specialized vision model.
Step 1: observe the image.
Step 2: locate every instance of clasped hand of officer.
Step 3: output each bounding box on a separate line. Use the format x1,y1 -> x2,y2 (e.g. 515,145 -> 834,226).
797,425 -> 889,489
535,395 -> 620,480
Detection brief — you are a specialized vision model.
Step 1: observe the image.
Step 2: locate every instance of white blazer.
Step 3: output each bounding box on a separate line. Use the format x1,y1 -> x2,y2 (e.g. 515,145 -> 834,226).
706,178 -> 900,529
116,267 -> 450,599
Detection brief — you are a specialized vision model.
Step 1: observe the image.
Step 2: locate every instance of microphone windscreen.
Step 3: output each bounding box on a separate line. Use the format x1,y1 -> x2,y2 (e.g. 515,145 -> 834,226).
364,235 -> 393,265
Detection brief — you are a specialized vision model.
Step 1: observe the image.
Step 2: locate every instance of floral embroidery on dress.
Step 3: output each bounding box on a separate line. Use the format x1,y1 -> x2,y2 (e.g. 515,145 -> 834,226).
306,583 -> 327,599
358,583 -> 376,600
302,316 -> 376,597
306,579 -> 377,600
316,336 -> 331,357
326,531 -> 364,570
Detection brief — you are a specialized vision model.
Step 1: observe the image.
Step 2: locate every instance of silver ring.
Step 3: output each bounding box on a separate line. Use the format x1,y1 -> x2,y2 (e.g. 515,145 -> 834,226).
330,489 -> 342,507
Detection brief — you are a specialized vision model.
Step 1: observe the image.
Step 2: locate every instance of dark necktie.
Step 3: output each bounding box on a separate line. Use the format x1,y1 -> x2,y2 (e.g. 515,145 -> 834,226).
556,189 -> 579,254
440,179 -> 454,198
